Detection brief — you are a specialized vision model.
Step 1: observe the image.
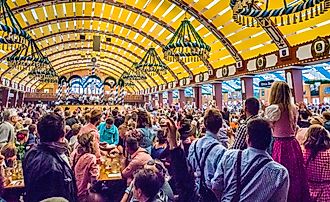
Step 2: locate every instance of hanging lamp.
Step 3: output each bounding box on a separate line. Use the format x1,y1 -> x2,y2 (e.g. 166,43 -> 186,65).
163,18 -> 211,62
136,47 -> 169,76
0,0 -> 30,51
124,81 -> 135,87
7,39 -> 50,72
230,0 -> 330,27
121,62 -> 147,81
37,67 -> 58,83
28,65 -> 58,82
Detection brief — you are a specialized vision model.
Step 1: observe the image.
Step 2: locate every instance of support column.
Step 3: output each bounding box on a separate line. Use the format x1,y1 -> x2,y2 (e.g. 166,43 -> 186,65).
285,68 -> 304,103
214,82 -> 223,111
158,92 -> 163,108
178,89 -> 186,109
11,90 -> 18,108
194,86 -> 202,110
144,95 -> 149,103
167,91 -> 173,106
0,87 -> 9,108
151,94 -> 157,108
241,77 -> 254,100
17,92 -> 25,107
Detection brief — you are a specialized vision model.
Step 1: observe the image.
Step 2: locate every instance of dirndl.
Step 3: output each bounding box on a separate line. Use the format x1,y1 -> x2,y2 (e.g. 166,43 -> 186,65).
272,136 -> 311,202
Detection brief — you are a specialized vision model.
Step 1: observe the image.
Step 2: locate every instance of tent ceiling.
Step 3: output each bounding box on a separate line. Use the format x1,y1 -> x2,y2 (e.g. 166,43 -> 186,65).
0,0 -> 329,90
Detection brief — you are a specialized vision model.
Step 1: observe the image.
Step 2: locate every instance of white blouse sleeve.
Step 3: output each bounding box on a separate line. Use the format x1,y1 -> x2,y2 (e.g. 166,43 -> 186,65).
264,105 -> 281,122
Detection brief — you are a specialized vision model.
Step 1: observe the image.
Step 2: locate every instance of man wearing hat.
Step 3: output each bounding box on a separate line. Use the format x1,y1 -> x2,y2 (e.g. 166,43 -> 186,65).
78,109 -> 102,158
0,109 -> 18,148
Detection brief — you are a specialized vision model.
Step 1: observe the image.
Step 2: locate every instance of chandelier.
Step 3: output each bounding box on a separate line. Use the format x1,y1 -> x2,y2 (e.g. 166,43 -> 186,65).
136,47 -> 169,76
121,62 -> 147,81
230,0 -> 330,27
124,81 -> 135,87
7,39 -> 50,71
0,0 -> 30,51
29,66 -> 58,83
163,18 -> 211,62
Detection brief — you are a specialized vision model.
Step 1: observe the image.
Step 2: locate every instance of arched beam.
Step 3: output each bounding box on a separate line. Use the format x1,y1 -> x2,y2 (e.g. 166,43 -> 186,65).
44,41 -> 160,85
12,16 -> 191,80
26,16 -> 206,76
251,4 -> 290,50
40,36 -> 160,85
42,46 -> 156,87
6,0 -> 240,63
0,21 -> 176,85
37,29 -> 146,52
34,38 -> 164,85
28,40 -> 159,86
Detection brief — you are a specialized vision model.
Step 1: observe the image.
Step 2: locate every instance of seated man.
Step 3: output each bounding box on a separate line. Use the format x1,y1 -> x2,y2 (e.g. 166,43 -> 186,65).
122,136 -> 152,183
211,118 -> 289,202
98,118 -> 119,147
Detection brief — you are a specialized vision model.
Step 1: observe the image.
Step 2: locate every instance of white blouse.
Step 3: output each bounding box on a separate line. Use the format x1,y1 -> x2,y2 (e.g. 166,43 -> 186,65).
264,104 -> 281,122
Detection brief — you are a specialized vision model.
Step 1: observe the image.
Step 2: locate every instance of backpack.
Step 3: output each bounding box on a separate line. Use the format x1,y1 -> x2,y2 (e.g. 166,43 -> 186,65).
193,140 -> 219,202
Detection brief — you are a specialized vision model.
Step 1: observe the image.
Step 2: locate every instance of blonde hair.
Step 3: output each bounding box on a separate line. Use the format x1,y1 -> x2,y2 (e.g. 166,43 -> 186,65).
269,81 -> 296,129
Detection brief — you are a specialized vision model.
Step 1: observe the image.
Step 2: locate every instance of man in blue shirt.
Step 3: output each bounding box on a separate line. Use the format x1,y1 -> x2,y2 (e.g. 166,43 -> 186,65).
98,117 -> 119,146
211,118 -> 289,201
187,109 -> 227,193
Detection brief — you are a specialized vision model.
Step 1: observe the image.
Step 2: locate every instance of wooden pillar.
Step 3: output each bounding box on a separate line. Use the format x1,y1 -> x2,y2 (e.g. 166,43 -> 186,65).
0,87 -> 9,108
178,89 -> 186,109
167,91 -> 173,106
158,92 -> 163,108
194,86 -> 202,110
214,82 -> 223,110
285,68 -> 304,103
241,77 -> 254,100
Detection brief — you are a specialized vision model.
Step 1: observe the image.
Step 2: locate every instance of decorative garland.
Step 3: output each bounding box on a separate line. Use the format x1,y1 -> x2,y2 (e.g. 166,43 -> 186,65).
136,47 -> 169,76
163,18 -> 211,62
0,0 -> 31,50
230,0 -> 329,26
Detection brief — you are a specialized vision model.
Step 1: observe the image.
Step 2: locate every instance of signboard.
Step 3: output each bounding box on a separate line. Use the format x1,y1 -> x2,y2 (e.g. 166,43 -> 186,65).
259,80 -> 274,88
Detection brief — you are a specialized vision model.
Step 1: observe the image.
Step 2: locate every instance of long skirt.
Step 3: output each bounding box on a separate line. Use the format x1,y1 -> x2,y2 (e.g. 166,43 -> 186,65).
272,137 -> 311,202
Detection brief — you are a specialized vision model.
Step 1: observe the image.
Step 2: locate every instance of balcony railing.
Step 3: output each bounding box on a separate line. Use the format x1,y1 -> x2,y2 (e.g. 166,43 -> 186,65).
24,93 -> 144,103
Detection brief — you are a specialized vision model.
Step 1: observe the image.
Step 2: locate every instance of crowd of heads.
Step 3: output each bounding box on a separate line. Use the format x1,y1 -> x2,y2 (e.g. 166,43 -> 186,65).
0,81 -> 329,201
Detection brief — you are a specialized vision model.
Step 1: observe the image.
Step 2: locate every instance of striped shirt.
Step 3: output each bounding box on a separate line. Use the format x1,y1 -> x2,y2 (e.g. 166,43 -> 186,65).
211,147 -> 289,202
187,131 -> 227,190
232,115 -> 259,150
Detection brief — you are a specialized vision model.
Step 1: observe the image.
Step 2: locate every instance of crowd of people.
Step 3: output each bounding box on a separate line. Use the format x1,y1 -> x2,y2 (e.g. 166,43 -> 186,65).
0,81 -> 329,202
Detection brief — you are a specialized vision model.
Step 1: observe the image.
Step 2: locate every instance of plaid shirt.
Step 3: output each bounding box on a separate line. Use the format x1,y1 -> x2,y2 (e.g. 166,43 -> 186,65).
232,115 -> 259,150
212,147 -> 289,201
302,148 -> 330,201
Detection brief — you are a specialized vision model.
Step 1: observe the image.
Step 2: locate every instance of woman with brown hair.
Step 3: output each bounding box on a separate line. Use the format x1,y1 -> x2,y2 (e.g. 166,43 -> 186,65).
302,125 -> 330,201
265,81 -> 310,202
70,131 -> 99,201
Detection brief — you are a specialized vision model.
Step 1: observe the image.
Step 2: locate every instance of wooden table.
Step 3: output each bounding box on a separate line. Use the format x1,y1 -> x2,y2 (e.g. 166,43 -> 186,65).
98,171 -> 122,181
97,155 -> 123,181
4,180 -> 24,189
